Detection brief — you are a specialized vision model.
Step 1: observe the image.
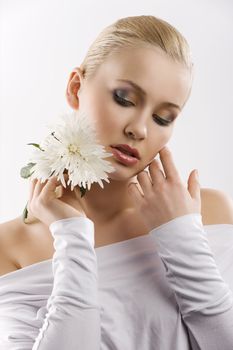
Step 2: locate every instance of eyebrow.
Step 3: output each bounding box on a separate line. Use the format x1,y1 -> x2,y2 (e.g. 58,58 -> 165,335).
116,79 -> 181,111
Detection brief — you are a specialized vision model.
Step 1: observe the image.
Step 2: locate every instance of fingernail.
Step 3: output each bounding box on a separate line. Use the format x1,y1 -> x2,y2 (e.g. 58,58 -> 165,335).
195,169 -> 199,180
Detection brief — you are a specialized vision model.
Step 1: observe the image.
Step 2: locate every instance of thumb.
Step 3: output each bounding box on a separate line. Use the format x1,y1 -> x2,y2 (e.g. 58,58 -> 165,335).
188,169 -> 201,200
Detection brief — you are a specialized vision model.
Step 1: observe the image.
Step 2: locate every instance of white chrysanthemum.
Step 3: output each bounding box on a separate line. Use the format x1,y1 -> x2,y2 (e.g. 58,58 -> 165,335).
28,110 -> 115,191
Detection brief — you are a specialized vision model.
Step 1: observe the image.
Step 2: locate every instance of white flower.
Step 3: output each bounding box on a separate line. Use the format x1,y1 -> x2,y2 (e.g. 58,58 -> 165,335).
27,110 -> 115,192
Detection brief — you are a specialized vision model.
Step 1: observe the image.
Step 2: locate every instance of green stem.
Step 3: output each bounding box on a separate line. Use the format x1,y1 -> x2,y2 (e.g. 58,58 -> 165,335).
22,202 -> 28,223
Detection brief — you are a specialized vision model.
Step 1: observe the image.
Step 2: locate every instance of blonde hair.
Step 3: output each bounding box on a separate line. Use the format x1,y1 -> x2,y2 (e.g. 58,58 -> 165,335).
80,15 -> 193,81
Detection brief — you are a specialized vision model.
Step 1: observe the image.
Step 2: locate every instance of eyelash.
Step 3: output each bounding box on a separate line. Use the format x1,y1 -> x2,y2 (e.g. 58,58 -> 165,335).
113,91 -> 172,127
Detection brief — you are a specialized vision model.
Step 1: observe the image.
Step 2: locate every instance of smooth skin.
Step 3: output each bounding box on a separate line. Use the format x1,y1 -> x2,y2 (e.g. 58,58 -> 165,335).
26,46 -> 211,230
1,45 -> 233,277
28,176 -> 86,227
28,44 -> 199,228
128,147 -> 200,231
63,46 -> 193,225
28,146 -> 200,230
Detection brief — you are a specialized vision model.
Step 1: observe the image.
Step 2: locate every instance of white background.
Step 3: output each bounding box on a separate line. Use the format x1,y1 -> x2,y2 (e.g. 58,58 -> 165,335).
0,0 -> 233,223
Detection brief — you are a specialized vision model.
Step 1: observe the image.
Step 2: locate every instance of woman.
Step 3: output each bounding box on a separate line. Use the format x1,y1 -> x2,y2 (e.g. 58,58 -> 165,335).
1,15 -> 233,350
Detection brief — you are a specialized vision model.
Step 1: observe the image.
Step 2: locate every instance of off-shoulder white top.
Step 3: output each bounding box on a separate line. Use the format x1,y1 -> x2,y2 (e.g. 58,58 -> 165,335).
0,213 -> 233,349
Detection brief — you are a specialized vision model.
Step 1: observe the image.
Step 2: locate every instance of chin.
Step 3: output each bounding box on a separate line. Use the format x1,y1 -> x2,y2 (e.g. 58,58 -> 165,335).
107,172 -> 131,182
107,166 -> 143,183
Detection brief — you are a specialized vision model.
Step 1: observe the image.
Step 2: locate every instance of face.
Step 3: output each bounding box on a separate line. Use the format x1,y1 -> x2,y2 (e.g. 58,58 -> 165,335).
66,46 -> 192,181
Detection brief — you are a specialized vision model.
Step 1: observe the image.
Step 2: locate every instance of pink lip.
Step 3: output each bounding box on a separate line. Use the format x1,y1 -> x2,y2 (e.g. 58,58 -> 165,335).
111,144 -> 140,159
110,146 -> 139,166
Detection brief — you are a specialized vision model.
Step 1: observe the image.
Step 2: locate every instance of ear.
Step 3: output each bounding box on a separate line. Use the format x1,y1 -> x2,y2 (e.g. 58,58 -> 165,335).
66,67 -> 85,110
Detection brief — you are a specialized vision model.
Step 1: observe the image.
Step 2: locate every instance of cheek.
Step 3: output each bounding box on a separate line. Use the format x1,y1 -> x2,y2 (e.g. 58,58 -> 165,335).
86,97 -> 122,135
146,128 -> 173,160
148,127 -> 171,147
82,101 -> 120,143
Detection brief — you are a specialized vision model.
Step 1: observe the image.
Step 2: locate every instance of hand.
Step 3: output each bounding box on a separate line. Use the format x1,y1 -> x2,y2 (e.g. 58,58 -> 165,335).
128,146 -> 201,231
27,175 -> 86,227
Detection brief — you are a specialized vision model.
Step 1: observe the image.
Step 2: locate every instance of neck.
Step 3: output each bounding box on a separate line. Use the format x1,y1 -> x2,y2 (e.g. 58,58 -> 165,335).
70,177 -> 138,224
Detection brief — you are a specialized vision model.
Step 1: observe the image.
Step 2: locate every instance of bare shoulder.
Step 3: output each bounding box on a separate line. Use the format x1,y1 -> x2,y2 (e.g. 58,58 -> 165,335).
0,216 -> 54,277
0,217 -> 23,276
200,187 -> 233,225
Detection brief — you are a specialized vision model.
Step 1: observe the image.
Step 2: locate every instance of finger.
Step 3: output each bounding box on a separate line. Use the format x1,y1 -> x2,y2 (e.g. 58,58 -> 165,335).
136,170 -> 153,196
33,177 -> 49,198
188,169 -> 201,200
27,178 -> 43,217
28,178 -> 37,202
159,146 -> 180,181
40,176 -> 60,199
128,182 -> 144,202
148,159 -> 166,184
58,173 -> 68,189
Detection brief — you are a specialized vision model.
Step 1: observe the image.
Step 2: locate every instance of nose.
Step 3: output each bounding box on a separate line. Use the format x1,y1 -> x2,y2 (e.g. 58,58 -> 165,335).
124,114 -> 148,140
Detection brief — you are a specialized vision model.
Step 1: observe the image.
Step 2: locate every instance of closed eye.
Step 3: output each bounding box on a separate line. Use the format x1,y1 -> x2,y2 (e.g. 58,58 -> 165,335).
113,91 -> 133,107
112,90 -> 173,127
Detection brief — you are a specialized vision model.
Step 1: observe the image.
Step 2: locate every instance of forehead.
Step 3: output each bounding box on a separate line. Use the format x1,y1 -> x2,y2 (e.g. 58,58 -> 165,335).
91,46 -> 192,109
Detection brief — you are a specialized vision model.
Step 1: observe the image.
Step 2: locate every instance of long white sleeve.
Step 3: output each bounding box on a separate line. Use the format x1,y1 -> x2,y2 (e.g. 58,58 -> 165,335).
32,216 -> 101,350
149,213 -> 233,350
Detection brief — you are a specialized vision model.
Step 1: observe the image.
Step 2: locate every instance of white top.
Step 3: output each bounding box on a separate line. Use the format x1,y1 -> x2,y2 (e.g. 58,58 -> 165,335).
0,213 -> 233,349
